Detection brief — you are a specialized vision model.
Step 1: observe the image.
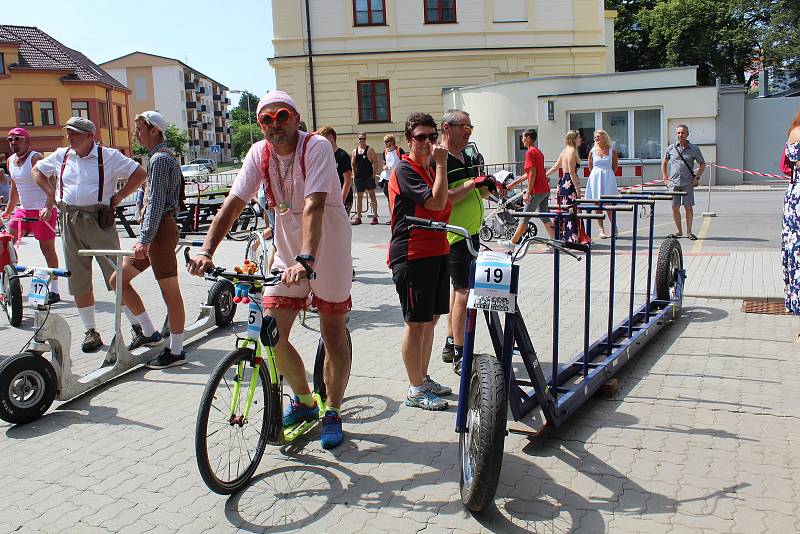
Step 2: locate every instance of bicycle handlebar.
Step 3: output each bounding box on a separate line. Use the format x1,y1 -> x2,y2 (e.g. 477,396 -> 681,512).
13,265 -> 71,278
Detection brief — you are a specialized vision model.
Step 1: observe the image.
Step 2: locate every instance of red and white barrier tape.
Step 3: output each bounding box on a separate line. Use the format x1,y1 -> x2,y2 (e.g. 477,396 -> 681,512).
709,163 -> 789,181
620,179 -> 662,192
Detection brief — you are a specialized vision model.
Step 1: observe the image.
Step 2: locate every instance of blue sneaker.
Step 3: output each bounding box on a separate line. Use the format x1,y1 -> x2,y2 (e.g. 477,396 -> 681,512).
283,396 -> 319,427
320,410 -> 343,449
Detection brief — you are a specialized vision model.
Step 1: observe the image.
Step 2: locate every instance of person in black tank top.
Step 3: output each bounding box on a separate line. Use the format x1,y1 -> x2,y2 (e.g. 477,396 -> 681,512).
351,132 -> 379,224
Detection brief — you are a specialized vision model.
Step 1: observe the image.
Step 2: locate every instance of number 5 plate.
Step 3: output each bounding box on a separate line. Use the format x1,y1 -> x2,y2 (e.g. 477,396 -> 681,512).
467,251 -> 515,312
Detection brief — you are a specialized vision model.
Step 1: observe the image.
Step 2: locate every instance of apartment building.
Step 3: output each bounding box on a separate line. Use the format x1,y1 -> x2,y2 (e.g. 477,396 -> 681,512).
0,25 -> 132,159
270,0 -> 616,148
100,52 -> 232,162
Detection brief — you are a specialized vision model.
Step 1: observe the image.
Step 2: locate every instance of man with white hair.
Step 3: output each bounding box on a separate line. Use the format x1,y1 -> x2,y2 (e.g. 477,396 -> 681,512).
32,116 -> 147,352
108,111 -> 187,369
188,90 -> 353,449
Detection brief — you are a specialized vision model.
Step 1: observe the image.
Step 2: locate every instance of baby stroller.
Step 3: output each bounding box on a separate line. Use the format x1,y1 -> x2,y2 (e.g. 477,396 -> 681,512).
479,170 -> 537,242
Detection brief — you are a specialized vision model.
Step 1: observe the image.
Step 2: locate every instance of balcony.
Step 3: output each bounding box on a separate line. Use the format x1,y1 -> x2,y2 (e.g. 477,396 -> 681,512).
186,102 -> 196,109
184,82 -> 195,90
215,126 -> 224,133
214,110 -> 223,117
213,94 -> 222,101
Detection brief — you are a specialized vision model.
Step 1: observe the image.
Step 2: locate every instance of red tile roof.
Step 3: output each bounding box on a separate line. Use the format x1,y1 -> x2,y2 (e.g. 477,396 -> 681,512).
0,25 -> 128,91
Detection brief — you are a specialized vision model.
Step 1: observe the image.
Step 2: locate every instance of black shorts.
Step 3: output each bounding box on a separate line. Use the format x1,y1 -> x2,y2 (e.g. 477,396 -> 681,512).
355,177 -> 377,192
392,254 -> 450,323
448,234 -> 480,290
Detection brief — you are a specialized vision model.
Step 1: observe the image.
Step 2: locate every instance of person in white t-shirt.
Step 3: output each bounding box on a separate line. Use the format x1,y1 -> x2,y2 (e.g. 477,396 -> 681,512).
2,128 -> 61,303
379,134 -> 404,224
32,117 -> 147,353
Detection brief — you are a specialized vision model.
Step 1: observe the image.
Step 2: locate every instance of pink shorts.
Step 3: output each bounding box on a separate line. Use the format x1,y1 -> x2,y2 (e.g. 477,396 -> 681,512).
11,208 -> 57,241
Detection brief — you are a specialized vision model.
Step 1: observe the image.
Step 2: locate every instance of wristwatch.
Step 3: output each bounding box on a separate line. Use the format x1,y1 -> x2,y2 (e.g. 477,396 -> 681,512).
196,250 -> 213,259
295,254 -> 317,279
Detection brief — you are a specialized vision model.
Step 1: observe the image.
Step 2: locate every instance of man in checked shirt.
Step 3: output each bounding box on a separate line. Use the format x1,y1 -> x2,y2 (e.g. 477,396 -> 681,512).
110,111 -> 187,369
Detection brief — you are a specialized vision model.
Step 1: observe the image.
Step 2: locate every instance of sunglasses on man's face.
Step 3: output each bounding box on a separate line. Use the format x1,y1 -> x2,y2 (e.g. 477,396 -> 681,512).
257,108 -> 294,127
358,137 -> 366,141
411,132 -> 438,143
6,136 -> 23,142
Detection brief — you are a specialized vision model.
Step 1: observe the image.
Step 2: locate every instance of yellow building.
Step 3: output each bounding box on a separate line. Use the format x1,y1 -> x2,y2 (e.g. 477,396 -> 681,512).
0,25 -> 132,160
270,0 -> 616,148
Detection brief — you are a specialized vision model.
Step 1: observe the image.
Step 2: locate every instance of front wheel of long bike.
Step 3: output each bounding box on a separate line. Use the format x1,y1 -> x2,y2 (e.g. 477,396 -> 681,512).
195,348 -> 276,494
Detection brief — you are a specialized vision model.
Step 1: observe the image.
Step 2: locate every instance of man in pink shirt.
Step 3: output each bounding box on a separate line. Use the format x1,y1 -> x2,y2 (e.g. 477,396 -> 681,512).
188,90 -> 352,449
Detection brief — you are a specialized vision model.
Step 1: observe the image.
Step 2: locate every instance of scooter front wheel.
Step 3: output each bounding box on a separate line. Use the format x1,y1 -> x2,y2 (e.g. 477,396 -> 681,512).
459,353 -> 507,512
195,348 -> 277,494
3,265 -> 23,327
0,352 -> 57,425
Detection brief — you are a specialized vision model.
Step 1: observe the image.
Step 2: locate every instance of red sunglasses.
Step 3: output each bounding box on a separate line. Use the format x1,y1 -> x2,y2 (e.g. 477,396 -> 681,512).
258,107 -> 294,127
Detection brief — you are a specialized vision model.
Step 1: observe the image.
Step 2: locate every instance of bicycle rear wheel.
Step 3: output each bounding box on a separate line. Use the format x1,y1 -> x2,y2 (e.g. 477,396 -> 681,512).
244,232 -> 270,278
227,205 -> 260,241
312,327 -> 352,407
196,348 -> 276,494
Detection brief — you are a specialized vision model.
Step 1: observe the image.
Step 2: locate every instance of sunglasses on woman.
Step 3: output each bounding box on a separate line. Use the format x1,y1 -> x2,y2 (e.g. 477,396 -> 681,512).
257,107 -> 294,127
410,132 -> 438,143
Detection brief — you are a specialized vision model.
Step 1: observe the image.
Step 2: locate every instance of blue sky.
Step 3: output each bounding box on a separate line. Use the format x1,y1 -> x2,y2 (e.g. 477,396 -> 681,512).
9,0 -> 277,106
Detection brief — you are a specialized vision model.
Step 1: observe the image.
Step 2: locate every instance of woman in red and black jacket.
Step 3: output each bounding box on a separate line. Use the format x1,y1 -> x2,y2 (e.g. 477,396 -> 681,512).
388,112 -> 452,411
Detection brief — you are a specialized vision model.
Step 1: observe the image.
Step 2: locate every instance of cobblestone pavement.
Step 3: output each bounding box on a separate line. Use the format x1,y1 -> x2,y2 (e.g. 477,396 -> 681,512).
1,218 -> 798,533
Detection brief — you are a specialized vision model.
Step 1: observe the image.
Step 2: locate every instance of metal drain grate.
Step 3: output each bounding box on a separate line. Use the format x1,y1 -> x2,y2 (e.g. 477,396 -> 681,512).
741,299 -> 791,315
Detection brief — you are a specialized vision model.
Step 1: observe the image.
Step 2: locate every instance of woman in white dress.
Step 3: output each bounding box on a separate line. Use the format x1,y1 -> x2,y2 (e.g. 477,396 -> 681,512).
585,129 -> 619,238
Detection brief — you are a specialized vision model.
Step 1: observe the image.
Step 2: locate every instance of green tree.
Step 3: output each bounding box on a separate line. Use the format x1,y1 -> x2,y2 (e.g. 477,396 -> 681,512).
231,122 -> 261,159
606,0 -> 661,73
232,90 -> 259,125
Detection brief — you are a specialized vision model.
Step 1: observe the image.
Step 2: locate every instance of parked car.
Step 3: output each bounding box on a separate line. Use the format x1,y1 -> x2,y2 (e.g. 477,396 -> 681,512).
189,158 -> 217,172
181,164 -> 210,183
463,141 -> 485,175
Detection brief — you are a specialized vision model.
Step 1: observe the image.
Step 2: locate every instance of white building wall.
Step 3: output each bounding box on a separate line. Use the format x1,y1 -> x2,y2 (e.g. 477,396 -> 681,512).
447,67 -> 718,183
152,65 -> 187,130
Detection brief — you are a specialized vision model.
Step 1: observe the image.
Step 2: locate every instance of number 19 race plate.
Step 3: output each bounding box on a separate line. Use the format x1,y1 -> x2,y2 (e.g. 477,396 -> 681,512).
467,251 -> 515,312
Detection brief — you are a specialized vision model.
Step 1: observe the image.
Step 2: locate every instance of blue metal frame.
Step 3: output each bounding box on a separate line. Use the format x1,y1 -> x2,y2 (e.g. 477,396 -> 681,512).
455,196 -> 685,434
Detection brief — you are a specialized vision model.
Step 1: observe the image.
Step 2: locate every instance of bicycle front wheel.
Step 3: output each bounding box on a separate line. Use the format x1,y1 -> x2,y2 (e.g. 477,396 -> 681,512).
196,348 -> 275,494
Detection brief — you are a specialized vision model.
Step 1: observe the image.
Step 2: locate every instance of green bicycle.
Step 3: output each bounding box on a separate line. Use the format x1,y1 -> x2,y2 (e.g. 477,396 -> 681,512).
194,264 -> 352,495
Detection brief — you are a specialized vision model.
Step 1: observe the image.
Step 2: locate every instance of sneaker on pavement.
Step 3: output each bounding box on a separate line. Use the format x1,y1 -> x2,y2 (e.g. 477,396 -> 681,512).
405,390 -> 448,411
351,217 -> 362,226
82,328 -> 103,353
320,410 -> 343,449
45,292 -> 60,305
423,375 -> 452,396
128,327 -> 162,351
145,348 -> 186,369
283,396 -> 319,427
498,239 -> 515,249
441,336 -> 455,363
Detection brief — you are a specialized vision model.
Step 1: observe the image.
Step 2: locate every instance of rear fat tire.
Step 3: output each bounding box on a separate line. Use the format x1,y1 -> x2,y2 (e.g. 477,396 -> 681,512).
655,238 -> 683,301
3,265 -> 23,327
0,352 -> 57,425
313,328 -> 352,405
207,280 -> 237,327
195,348 -> 275,494
459,353 -> 507,513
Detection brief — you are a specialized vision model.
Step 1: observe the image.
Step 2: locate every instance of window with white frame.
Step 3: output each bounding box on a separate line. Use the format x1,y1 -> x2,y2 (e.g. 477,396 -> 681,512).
568,108 -> 662,160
